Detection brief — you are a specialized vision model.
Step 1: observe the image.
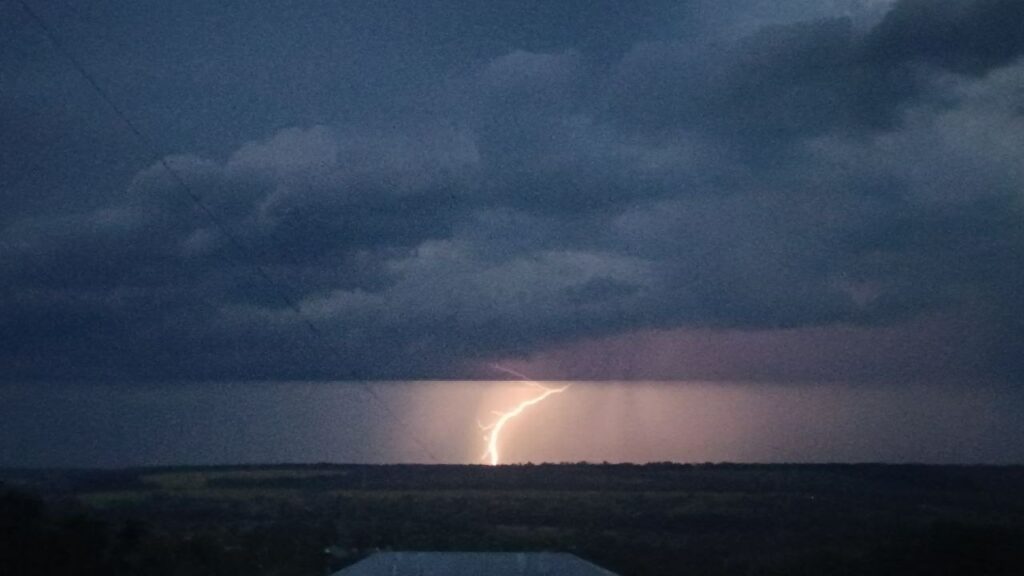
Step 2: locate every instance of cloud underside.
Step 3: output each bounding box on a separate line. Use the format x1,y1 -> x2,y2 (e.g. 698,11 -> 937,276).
2,0 -> 1022,381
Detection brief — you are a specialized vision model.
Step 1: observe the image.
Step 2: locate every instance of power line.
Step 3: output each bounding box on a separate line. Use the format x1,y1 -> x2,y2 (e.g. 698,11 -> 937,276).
15,0 -> 441,464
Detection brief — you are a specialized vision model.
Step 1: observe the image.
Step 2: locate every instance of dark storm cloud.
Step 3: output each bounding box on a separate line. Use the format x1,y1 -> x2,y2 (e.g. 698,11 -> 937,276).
2,0 -> 1022,381
865,0 -> 1024,74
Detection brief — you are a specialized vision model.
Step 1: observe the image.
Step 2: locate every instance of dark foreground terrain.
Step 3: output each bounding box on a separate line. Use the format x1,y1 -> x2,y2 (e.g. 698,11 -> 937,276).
3,463 -> 1024,575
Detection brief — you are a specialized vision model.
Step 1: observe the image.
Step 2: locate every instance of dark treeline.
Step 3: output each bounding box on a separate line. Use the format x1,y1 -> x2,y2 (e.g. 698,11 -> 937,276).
3,464 -> 1024,575
0,486 -> 330,576
10,462 -> 1024,494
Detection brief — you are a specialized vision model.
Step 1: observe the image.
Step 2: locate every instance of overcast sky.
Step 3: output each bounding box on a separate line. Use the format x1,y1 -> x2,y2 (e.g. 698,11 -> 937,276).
2,0 -> 1023,383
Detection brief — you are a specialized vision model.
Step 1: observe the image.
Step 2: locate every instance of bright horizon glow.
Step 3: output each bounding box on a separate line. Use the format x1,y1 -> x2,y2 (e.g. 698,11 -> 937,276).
2,380 -> 1022,467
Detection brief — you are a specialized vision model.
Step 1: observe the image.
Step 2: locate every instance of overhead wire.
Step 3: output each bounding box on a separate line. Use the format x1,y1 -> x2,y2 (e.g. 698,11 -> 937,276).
14,0 -> 441,464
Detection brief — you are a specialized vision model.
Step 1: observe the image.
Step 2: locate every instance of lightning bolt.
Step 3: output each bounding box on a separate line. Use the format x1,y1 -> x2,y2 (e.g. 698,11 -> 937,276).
479,365 -> 569,466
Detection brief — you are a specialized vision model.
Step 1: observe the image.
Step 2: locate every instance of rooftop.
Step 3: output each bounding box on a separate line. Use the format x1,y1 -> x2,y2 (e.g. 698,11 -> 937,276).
331,551 -> 619,576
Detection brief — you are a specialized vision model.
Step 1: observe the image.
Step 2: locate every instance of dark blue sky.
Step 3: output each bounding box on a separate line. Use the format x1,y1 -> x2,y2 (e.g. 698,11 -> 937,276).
2,0 -> 1023,382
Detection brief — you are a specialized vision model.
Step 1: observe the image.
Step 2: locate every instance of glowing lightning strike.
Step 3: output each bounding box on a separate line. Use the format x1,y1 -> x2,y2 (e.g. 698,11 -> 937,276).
479,365 -> 569,466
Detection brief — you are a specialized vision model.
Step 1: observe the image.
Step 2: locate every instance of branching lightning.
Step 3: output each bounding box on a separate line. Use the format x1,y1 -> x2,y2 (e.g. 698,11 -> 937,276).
479,365 -> 569,466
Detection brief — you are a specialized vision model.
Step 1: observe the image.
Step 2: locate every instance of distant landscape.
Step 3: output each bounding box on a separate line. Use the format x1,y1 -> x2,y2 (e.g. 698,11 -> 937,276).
3,463 -> 1024,575
4,2 -> 1024,574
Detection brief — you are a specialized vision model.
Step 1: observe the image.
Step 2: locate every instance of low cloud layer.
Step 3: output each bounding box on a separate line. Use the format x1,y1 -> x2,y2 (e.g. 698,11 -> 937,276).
2,0 -> 1022,381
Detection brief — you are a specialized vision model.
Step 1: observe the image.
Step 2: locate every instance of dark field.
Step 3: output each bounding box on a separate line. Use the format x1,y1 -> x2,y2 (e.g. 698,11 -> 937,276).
3,463 -> 1024,575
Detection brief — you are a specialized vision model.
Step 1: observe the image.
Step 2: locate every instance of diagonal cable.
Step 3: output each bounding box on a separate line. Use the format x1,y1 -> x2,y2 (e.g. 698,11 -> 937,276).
15,0 -> 440,464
